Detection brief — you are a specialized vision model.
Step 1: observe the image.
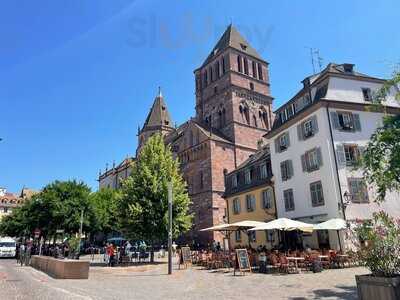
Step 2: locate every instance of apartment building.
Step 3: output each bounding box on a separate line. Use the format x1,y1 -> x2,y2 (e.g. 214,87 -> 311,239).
265,63 -> 400,250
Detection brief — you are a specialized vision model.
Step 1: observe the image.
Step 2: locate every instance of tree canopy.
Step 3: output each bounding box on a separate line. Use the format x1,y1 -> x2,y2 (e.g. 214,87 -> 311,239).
117,134 -> 192,245
363,69 -> 400,201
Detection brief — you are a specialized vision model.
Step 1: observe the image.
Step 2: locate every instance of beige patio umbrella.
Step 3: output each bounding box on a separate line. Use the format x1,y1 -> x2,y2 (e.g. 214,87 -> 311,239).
248,218 -> 314,250
248,218 -> 314,232
200,220 -> 269,248
313,218 -> 347,251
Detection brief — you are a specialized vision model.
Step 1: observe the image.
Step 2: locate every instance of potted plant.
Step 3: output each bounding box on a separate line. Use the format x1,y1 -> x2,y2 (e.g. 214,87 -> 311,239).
355,211 -> 400,300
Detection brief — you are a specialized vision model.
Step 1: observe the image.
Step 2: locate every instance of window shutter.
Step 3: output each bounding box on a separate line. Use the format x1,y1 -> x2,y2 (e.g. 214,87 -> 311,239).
288,160 -> 294,178
330,111 -> 340,129
358,146 -> 366,159
280,162 -> 286,181
301,154 -> 307,172
251,195 -> 256,210
316,147 -> 323,167
286,133 -> 290,147
274,138 -> 280,153
353,114 -> 361,131
336,144 -> 346,166
311,115 -> 319,134
297,124 -> 304,141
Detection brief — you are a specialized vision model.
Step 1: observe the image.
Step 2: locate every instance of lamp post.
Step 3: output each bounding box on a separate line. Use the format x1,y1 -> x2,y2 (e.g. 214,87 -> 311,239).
167,182 -> 173,275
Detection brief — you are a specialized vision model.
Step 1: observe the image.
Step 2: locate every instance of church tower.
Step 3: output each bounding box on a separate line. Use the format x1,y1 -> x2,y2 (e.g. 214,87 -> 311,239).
137,88 -> 175,155
194,25 -> 274,165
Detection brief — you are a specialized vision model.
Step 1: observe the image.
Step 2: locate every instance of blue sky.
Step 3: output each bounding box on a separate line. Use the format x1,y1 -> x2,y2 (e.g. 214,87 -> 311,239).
1,0 -> 399,193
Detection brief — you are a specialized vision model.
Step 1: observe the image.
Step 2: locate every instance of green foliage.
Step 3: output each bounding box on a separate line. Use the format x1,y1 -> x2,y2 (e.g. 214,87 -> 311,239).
356,211 -> 400,277
117,134 -> 192,245
0,180 -> 94,239
363,115 -> 400,201
362,70 -> 400,202
89,188 -> 120,234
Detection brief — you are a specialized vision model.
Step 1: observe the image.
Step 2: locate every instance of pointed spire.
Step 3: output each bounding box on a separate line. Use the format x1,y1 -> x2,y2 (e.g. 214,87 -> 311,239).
158,86 -> 162,98
201,24 -> 263,67
142,87 -> 173,130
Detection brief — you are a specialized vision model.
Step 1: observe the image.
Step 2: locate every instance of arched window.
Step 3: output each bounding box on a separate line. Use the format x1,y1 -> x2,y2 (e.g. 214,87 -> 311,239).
244,57 -> 249,75
222,56 -> 226,74
209,67 -> 213,82
215,61 -> 220,79
242,104 -> 250,125
259,106 -> 269,128
237,55 -> 242,73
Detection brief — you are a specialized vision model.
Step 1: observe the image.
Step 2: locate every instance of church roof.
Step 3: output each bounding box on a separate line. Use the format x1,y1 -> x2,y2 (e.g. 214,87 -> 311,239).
201,24 -> 263,67
142,89 -> 173,131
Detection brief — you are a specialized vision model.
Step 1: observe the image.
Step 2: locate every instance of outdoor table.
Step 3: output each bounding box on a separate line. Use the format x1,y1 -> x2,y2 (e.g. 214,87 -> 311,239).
286,257 -> 304,273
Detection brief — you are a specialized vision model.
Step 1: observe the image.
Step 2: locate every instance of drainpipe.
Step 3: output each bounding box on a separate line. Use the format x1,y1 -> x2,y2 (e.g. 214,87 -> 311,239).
326,105 -> 346,220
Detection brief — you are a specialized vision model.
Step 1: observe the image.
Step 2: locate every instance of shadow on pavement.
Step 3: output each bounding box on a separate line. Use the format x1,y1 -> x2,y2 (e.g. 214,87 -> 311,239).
289,284 -> 357,300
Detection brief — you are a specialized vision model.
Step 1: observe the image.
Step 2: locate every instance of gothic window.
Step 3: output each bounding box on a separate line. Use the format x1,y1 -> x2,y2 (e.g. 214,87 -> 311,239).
216,61 -> 220,79
222,56 -> 226,74
209,66 -> 213,82
252,61 -> 257,78
203,71 -> 208,87
242,105 -> 250,125
237,55 -> 242,73
244,57 -> 249,75
258,63 -> 263,80
259,107 -> 268,128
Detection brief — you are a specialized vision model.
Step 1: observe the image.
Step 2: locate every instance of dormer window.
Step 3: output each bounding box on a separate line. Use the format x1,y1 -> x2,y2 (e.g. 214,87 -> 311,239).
343,64 -> 354,73
362,88 -> 372,102
240,43 -> 247,50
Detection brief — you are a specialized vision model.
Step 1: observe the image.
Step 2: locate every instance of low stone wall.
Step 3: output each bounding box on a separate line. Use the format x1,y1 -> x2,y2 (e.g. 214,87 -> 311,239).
30,255 -> 89,279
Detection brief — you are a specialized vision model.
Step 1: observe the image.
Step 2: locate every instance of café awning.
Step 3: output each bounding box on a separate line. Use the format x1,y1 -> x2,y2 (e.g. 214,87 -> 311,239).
248,218 -> 314,233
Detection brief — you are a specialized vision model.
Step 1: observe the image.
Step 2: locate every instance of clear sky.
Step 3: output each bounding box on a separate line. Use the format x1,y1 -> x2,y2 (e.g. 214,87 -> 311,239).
1,0 -> 399,193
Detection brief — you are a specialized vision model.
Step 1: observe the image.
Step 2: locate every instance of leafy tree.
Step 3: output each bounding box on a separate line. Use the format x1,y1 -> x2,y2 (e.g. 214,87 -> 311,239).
89,188 -> 120,235
117,134 -> 192,260
363,69 -> 400,201
0,180 -> 94,241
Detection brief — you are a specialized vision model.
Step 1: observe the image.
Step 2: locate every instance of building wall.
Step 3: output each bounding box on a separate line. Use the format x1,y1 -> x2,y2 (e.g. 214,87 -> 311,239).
227,185 -> 276,249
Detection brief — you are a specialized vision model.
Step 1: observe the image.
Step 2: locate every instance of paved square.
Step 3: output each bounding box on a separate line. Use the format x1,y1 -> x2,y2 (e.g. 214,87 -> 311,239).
1,258 -> 367,299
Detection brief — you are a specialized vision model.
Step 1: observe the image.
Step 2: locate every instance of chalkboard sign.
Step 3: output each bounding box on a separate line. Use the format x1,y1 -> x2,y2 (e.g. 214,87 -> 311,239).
235,249 -> 251,274
181,247 -> 191,263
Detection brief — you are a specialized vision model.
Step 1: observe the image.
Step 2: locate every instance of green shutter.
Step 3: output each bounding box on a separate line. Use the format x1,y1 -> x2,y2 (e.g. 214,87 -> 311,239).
330,111 -> 340,129
301,154 -> 307,172
288,160 -> 294,178
297,123 -> 304,141
336,144 -> 346,166
316,147 -> 323,167
274,138 -> 280,153
311,115 -> 319,134
286,132 -> 290,147
353,114 -> 361,131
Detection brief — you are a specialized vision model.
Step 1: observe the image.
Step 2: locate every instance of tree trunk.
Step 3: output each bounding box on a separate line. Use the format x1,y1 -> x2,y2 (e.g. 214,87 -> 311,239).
150,244 -> 154,263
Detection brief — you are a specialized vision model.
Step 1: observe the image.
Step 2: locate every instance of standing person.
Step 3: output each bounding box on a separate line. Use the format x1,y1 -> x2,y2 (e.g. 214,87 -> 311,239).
107,243 -> 115,267
19,243 -> 26,266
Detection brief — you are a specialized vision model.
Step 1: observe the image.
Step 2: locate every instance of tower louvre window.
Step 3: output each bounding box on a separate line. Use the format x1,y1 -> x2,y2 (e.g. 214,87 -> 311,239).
216,61 -> 220,79
244,57 -> 249,75
252,61 -> 257,78
237,55 -> 242,73
258,63 -> 263,80
209,66 -> 213,82
222,56 -> 226,74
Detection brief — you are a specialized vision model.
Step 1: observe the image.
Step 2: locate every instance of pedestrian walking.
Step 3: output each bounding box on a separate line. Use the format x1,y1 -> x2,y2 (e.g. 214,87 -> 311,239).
19,243 -> 26,266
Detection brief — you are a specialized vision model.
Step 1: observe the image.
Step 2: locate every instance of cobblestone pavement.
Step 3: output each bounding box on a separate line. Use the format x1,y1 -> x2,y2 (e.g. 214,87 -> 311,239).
0,257 -> 368,300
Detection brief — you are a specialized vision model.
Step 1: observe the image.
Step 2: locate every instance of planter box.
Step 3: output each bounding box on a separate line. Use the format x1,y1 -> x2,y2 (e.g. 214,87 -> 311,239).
31,256 -> 89,279
356,274 -> 400,300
